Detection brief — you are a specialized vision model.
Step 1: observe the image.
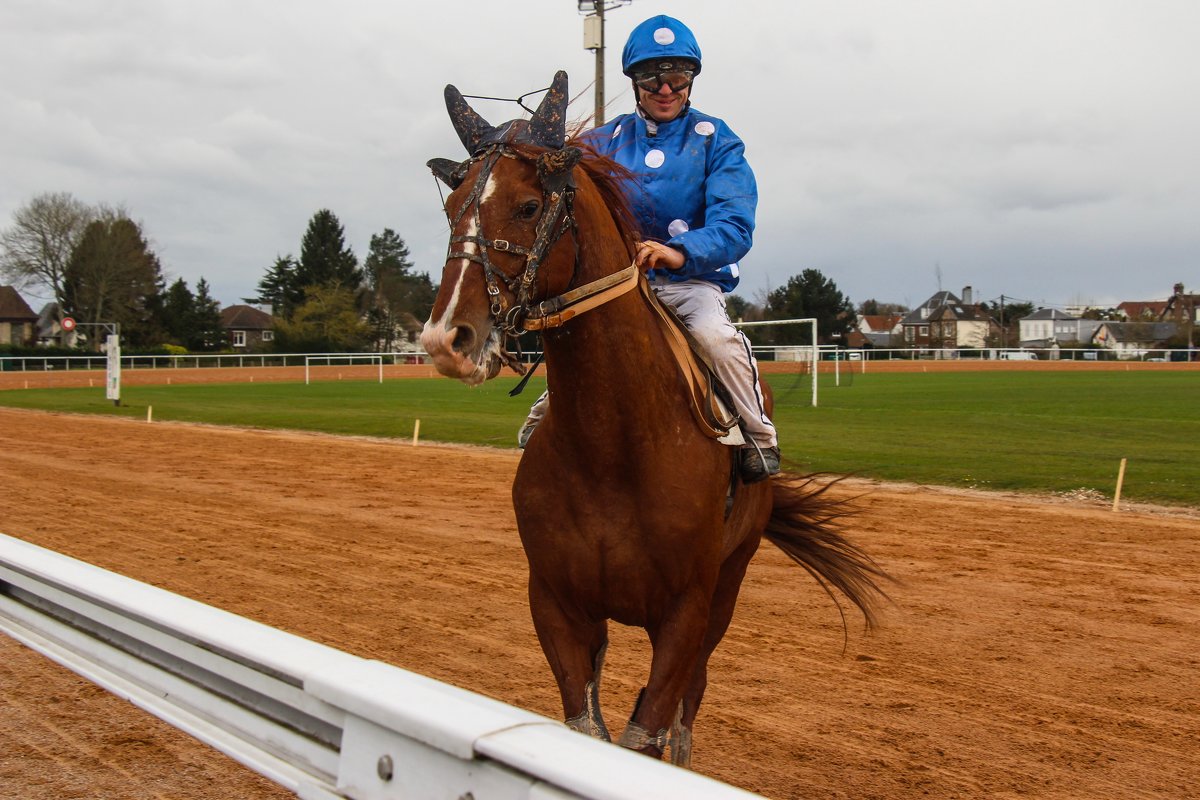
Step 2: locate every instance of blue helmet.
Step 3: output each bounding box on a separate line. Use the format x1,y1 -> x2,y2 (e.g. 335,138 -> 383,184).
621,15 -> 702,76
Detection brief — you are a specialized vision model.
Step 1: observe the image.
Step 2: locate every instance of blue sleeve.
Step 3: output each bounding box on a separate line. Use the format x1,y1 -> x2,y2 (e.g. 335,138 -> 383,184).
667,126 -> 757,277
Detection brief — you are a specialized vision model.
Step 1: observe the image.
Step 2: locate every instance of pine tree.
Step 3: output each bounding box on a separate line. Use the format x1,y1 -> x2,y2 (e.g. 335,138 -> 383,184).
192,278 -> 224,351
364,228 -> 434,350
296,209 -> 361,292
162,277 -> 198,347
764,269 -> 855,346
247,255 -> 300,318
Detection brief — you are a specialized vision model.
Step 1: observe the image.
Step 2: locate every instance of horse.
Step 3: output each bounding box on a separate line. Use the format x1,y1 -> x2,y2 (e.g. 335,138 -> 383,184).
421,71 -> 891,765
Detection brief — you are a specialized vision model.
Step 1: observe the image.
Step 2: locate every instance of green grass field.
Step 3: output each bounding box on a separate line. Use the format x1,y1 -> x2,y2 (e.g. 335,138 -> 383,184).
2,370 -> 1196,506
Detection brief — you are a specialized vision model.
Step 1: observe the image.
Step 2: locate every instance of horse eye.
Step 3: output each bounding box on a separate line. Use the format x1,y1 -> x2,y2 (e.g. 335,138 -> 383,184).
516,200 -> 540,220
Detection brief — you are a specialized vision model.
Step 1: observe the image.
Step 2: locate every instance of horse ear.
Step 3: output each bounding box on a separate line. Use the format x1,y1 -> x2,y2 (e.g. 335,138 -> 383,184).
529,70 -> 569,149
444,84 -> 494,155
537,146 -> 582,194
427,157 -> 467,189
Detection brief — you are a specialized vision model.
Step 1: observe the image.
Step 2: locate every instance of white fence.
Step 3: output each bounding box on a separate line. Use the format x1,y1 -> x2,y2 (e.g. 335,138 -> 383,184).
0,352 -> 430,373
1,345 -> 1194,376
0,532 -> 759,800
306,354 -> 384,385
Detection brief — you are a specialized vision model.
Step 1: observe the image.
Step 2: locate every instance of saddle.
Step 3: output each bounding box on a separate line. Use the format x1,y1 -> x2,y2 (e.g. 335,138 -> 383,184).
638,278 -> 744,447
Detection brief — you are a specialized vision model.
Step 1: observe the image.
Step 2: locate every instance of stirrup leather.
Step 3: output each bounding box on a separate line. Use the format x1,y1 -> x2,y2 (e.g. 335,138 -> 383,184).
638,277 -> 739,440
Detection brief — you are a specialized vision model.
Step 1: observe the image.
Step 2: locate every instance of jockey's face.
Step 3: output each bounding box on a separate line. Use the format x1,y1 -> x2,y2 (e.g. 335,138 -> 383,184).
636,80 -> 690,123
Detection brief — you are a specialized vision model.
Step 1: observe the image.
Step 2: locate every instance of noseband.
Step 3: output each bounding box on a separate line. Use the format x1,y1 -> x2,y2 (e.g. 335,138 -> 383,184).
444,144 -> 579,336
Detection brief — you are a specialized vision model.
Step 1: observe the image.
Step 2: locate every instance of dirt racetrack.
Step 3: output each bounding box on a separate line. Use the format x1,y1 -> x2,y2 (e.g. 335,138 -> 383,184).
2,406 -> 1198,799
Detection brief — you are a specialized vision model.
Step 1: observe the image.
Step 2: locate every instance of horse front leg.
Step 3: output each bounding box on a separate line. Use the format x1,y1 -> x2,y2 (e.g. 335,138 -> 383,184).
528,574 -> 611,740
671,531 -> 762,767
619,592 -> 710,760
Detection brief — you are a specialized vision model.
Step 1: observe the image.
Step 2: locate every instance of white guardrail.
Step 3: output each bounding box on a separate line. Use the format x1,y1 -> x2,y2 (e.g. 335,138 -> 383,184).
0,533 -> 760,800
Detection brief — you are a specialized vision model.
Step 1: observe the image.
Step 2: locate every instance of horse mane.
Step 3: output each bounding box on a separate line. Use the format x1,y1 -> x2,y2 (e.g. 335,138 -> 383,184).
510,137 -> 641,260
568,137 -> 642,257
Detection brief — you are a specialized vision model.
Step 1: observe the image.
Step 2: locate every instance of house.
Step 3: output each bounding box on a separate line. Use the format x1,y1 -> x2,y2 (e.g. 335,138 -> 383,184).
36,303 -> 71,347
0,286 -> 39,346
846,313 -> 901,349
1161,283 -> 1200,325
900,290 -> 961,347
1160,282 -> 1199,350
899,286 -> 998,348
1117,300 -> 1168,321
1018,308 -> 1101,347
1091,321 -> 1176,358
220,304 -> 275,350
926,302 -> 1000,349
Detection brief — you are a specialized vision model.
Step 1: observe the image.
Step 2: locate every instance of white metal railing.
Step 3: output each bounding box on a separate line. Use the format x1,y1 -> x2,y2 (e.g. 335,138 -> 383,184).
0,533 -> 760,800
2,346 -> 1194,375
0,352 -> 431,373
305,354 -> 384,385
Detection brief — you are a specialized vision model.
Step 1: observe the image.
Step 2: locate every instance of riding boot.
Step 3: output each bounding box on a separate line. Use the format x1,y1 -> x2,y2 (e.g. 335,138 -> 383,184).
517,390 -> 550,449
740,440 -> 781,484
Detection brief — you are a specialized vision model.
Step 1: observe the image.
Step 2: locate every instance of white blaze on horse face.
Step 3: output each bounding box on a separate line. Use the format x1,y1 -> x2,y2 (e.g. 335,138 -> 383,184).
425,215 -> 481,334
480,172 -> 498,207
421,205 -> 501,386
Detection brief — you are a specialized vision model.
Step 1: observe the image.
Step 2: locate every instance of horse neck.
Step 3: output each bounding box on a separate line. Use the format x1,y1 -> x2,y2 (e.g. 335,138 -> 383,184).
541,198 -> 682,428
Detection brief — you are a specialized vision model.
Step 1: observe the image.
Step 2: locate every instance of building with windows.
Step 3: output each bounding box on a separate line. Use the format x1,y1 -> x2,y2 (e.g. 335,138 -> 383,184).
220,304 -> 275,350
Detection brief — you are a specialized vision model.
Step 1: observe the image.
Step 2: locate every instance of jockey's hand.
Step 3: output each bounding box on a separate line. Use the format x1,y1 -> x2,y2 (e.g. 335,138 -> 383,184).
635,241 -> 685,272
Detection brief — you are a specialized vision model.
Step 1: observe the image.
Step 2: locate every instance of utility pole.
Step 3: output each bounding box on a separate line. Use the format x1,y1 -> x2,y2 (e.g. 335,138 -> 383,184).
579,1 -> 631,127
1000,294 -> 1006,346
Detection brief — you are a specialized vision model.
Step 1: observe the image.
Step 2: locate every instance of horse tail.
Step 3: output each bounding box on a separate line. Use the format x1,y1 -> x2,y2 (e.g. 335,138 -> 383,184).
764,474 -> 893,632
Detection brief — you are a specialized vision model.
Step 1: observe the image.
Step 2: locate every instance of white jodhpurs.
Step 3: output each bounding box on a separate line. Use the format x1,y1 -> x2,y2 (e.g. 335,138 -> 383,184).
521,276 -> 776,449
650,276 -> 777,448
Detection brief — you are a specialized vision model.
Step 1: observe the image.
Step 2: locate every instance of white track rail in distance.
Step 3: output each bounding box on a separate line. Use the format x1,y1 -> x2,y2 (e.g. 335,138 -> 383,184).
0,533 -> 761,800
304,355 -> 384,385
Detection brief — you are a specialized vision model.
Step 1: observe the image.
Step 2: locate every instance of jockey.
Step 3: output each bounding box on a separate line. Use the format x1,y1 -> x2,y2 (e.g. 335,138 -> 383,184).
520,14 -> 780,483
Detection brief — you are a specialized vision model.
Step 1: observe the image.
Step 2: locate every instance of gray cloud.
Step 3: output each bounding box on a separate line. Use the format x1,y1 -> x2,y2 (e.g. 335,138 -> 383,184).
1,0 -> 1197,314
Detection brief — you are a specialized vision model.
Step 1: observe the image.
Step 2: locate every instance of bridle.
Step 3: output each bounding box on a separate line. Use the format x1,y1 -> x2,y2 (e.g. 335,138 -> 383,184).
443,144 -> 580,336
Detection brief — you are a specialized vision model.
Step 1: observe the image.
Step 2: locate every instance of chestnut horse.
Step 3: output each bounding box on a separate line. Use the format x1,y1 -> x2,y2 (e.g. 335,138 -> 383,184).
422,72 -> 889,765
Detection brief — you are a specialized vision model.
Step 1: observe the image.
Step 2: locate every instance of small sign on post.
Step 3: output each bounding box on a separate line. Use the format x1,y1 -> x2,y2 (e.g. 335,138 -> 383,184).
106,334 -> 121,406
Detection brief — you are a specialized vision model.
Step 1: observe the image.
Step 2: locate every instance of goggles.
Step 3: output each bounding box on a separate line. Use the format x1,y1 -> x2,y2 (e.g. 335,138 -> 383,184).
633,68 -> 695,94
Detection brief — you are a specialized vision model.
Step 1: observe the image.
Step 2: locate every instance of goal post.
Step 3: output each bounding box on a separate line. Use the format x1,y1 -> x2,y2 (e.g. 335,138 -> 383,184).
303,354 -> 384,385
734,318 -> 819,407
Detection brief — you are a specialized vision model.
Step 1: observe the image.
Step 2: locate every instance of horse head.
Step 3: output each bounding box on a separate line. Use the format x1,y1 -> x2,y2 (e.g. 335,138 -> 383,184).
421,71 -> 582,385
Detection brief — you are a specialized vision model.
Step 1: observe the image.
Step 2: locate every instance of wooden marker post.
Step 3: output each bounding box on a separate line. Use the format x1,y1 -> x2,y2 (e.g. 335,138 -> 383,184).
1113,458 -> 1127,512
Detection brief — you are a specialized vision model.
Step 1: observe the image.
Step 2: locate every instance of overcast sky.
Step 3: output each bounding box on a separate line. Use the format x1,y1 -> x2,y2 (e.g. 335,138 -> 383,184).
2,1 -> 1196,314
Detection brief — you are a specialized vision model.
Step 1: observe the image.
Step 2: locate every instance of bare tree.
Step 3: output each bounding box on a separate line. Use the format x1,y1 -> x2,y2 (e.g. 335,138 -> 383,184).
0,192 -> 94,312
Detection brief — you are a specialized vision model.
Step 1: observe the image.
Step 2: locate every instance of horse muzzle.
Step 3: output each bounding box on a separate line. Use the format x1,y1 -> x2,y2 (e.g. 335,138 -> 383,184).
420,318 -> 502,386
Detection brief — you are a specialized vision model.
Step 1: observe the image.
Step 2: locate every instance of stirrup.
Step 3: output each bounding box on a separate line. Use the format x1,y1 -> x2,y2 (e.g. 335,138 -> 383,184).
517,418 -> 538,449
740,442 -> 780,484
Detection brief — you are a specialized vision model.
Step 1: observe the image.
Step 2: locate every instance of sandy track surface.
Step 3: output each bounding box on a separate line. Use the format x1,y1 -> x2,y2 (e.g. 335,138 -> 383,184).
1,407 -> 1198,799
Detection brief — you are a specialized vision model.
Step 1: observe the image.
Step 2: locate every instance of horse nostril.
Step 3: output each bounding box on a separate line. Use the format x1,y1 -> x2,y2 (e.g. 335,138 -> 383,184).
451,324 -> 476,354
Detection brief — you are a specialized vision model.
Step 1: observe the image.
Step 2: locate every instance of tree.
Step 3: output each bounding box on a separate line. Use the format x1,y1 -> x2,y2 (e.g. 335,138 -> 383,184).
726,293 -> 757,323
857,298 -> 909,316
982,299 -> 1035,346
192,278 -> 224,350
296,209 -> 361,292
763,269 -> 855,345
0,192 -> 94,313
272,284 -> 371,352
363,228 -> 436,350
162,277 -> 197,347
246,255 -> 301,318
163,277 -> 225,351
62,209 -> 166,349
